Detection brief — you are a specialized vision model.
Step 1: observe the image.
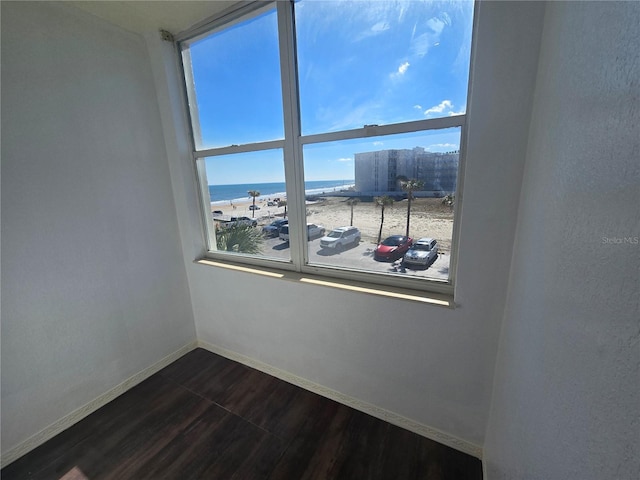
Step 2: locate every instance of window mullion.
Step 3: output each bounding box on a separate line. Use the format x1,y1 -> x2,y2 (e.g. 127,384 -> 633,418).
194,156 -> 216,252
277,0 -> 305,271
299,116 -> 466,146
193,139 -> 285,159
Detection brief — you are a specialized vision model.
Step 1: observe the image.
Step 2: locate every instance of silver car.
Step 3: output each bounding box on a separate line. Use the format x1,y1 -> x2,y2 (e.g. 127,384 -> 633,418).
403,237 -> 438,267
320,226 -> 361,250
279,223 -> 325,242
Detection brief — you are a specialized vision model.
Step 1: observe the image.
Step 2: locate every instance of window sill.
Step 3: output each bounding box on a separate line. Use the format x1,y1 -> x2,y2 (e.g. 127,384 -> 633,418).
195,258 -> 454,307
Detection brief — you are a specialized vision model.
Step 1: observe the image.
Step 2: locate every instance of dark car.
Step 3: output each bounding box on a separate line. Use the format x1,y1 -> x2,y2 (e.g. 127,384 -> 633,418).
249,205 -> 260,210
262,218 -> 288,237
374,235 -> 413,261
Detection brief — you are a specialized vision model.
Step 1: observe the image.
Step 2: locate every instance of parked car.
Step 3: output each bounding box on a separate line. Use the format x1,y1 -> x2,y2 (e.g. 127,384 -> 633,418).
374,235 -> 413,261
279,225 -> 290,242
212,210 -> 223,215
307,223 -> 326,240
262,219 -> 288,237
279,223 -> 325,242
320,226 -> 361,250
233,216 -> 257,227
402,237 -> 438,267
249,205 -> 260,210
219,216 -> 257,228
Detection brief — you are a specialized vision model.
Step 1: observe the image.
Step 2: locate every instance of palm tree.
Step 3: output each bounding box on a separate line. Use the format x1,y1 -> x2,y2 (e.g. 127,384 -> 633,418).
216,223 -> 263,254
442,194 -> 455,207
278,199 -> 287,218
397,176 -> 424,237
346,197 -> 360,226
247,190 -> 260,217
374,195 -> 394,244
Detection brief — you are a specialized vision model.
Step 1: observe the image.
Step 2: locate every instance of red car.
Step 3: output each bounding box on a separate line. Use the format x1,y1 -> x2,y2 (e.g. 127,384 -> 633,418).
374,235 -> 413,261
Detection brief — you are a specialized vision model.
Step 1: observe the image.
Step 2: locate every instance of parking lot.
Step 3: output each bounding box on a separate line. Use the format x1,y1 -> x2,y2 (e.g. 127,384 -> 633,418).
260,236 -> 450,281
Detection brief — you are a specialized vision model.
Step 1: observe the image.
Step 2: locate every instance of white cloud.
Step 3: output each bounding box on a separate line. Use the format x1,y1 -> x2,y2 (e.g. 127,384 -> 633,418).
373,141 -> 384,146
371,21 -> 390,33
326,102 -> 377,132
424,100 -> 453,117
410,32 -> 432,57
448,109 -> 466,116
356,20 -> 391,41
391,61 -> 410,79
410,14 -> 450,57
426,17 -> 446,34
428,143 -> 458,150
337,157 -> 353,163
397,2 -> 408,23
413,104 -> 422,110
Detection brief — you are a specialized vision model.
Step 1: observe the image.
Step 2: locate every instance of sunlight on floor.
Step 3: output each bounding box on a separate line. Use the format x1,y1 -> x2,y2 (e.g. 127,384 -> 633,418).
59,466 -> 89,480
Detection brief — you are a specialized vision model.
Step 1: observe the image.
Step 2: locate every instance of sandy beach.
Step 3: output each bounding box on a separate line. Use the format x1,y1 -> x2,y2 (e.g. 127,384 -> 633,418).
211,196 -> 455,253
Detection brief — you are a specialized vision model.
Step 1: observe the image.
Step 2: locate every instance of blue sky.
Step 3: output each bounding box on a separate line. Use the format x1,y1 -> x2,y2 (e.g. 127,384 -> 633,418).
188,0 -> 474,185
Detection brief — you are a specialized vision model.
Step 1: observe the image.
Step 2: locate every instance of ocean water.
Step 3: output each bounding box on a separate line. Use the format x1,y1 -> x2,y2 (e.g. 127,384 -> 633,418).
209,180 -> 354,205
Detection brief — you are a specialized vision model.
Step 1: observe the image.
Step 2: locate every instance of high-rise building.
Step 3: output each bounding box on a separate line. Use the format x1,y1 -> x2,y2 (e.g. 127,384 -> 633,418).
354,147 -> 459,196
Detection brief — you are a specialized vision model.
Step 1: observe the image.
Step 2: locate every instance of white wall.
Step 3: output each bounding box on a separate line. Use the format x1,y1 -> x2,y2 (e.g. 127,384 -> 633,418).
13,1 -> 634,471
484,2 -> 640,478
151,1 -> 545,449
1,1 -> 196,458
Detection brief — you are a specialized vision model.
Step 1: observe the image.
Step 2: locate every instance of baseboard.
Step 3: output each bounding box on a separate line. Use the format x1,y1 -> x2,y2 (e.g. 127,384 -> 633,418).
197,340 -> 483,459
2,339 -> 483,467
0,340 -> 198,468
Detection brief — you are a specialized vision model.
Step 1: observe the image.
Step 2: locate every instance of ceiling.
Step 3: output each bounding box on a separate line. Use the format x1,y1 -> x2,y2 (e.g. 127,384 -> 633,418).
67,1 -> 240,36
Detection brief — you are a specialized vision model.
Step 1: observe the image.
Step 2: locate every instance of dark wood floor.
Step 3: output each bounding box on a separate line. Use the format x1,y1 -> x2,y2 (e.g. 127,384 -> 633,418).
2,348 -> 482,479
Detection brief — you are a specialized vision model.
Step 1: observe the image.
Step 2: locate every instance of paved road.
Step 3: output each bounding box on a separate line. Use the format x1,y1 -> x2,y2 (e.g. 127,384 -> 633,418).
261,236 -> 449,281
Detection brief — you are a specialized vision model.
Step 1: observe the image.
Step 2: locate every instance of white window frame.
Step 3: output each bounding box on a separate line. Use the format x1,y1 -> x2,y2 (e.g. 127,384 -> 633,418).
176,0 -> 473,297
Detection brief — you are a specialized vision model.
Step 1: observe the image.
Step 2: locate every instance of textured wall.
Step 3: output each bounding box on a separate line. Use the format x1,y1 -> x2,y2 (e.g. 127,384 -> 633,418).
484,2 -> 640,478
1,2 -> 196,457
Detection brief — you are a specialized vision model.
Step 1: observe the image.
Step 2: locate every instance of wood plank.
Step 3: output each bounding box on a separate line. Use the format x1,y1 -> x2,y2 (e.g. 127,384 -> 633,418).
268,400 -> 355,479
2,349 -> 483,480
1,375 -> 184,478
120,406 -> 285,479
2,377 -> 211,480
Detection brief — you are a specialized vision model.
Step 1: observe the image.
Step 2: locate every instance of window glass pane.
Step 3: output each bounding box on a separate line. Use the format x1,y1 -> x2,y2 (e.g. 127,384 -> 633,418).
303,128 -> 461,281
295,0 -> 474,134
204,150 -> 290,261
185,7 -> 284,149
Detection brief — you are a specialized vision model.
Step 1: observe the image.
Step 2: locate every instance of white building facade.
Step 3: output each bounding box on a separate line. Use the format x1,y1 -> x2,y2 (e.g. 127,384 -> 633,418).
354,147 -> 459,196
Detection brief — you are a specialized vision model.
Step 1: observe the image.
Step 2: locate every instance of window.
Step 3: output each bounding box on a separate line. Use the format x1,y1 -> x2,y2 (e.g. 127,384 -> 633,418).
178,0 -> 475,295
